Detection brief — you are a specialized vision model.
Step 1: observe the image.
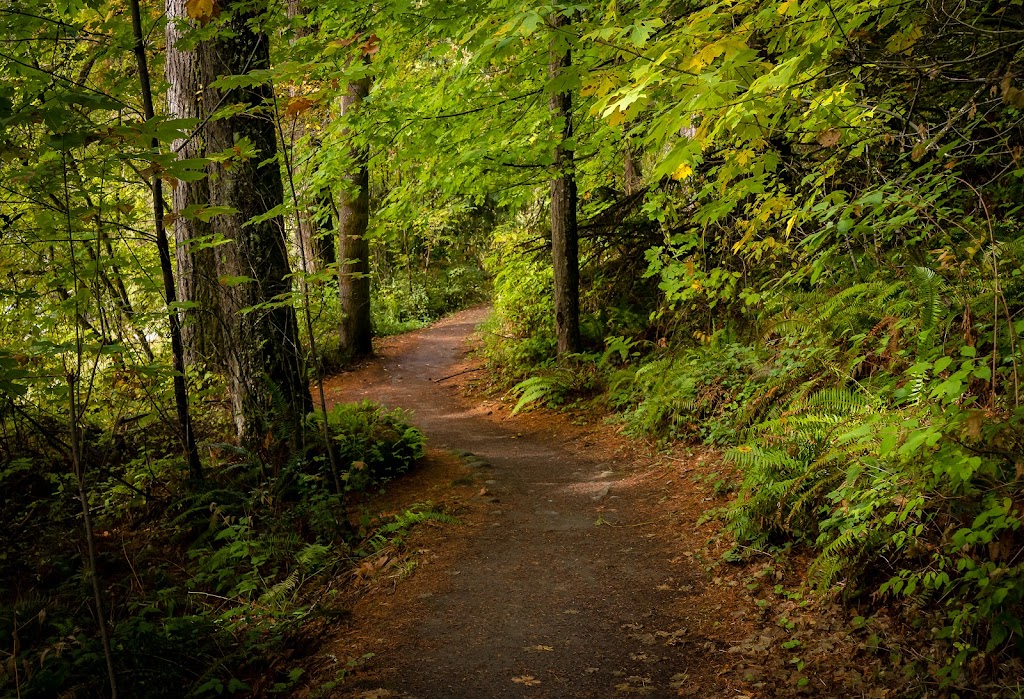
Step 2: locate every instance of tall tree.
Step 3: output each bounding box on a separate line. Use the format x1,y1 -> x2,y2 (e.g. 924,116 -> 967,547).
287,0 -> 337,275
337,67 -> 373,361
548,9 -> 581,354
135,0 -> 203,482
165,0 -> 221,367
168,0 -> 313,440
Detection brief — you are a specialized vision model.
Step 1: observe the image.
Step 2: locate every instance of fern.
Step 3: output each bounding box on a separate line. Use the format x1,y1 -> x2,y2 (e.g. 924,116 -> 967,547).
259,570 -> 300,608
511,375 -> 563,414
362,505 -> 460,555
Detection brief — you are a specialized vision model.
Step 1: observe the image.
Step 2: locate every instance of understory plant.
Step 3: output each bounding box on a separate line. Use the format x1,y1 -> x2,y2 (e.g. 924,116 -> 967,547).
0,401 -> 438,697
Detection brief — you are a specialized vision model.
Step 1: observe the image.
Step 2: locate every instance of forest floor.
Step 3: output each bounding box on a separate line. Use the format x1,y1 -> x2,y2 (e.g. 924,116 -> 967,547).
308,307 -> 890,699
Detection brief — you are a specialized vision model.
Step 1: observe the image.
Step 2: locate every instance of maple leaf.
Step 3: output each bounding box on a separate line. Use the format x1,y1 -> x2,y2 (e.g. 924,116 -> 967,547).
185,0 -> 218,24
817,128 -> 841,148
672,163 -> 693,180
285,96 -> 316,117
361,34 -> 382,57
512,675 -> 541,686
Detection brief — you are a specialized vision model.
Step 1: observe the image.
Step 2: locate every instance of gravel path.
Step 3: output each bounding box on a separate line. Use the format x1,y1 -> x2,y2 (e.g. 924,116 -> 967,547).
325,307 -> 717,699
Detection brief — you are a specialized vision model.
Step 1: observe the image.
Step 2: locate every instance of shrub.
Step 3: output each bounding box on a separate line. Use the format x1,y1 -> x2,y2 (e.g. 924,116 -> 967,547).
321,401 -> 426,490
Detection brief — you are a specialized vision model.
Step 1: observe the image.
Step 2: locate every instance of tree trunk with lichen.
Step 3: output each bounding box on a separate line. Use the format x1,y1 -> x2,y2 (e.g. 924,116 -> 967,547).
202,4 -> 313,442
165,0 -> 221,367
337,73 -> 373,362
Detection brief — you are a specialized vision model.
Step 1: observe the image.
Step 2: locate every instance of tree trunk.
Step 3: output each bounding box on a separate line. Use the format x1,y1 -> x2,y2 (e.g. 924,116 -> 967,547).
287,0 -> 336,275
337,74 -> 373,361
624,142 -> 642,196
165,0 -> 221,367
136,0 -> 203,482
297,191 -> 337,274
204,5 -> 313,441
549,12 -> 581,355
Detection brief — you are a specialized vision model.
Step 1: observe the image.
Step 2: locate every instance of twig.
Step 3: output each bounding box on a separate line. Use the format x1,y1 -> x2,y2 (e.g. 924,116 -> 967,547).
433,367 -> 485,383
602,519 -> 662,528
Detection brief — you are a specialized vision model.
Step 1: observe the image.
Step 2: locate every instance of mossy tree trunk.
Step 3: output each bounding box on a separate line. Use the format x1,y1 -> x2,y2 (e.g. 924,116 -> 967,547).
337,73 -> 373,362
548,11 -> 581,355
201,2 -> 313,441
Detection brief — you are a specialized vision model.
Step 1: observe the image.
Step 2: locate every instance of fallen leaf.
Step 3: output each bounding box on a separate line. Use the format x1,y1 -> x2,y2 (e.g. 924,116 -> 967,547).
512,675 -> 541,686
524,645 -> 554,652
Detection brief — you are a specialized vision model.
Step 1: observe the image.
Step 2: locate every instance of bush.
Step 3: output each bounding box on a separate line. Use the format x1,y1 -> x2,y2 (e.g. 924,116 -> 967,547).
613,343 -> 761,443
322,401 -> 426,490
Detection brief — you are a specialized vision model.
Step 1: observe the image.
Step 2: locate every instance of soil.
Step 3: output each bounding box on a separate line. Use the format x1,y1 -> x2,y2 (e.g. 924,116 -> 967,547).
308,307 -> 811,699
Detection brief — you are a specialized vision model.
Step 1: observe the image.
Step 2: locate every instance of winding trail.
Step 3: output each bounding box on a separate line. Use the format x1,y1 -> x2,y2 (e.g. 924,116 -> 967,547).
323,307 -> 727,699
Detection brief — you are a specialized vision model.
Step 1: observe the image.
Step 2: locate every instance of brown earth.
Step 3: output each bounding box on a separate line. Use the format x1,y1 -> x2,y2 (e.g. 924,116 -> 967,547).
308,307 -> 887,699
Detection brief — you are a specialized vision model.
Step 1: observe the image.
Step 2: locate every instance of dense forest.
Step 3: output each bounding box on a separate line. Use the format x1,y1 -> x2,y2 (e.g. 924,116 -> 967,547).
2,0 -> 1023,696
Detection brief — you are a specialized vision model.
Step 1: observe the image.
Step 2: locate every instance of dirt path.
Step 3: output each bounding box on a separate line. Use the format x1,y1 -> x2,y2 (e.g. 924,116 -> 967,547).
319,308 -> 744,699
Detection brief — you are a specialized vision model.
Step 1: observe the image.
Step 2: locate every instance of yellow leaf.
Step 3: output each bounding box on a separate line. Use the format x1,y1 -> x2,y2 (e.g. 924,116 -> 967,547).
732,227 -> 754,253
698,42 -> 725,66
185,0 -> 217,23
672,163 -> 693,180
886,25 -> 923,54
524,645 -> 554,652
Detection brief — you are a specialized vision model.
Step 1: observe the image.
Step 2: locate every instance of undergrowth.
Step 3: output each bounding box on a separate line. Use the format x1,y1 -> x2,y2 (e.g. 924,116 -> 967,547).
0,401 -> 449,697
488,263 -> 1024,694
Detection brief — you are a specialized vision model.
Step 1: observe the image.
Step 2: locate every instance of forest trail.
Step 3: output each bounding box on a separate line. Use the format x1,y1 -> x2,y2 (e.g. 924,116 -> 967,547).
320,307 -> 738,699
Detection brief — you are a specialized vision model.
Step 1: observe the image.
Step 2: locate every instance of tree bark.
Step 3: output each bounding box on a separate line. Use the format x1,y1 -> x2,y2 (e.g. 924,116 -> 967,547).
297,190 -> 336,273
337,73 -> 373,361
165,0 -> 222,367
204,4 -> 313,441
549,12 -> 581,355
624,142 -> 642,196
287,0 -> 336,275
135,0 -> 203,482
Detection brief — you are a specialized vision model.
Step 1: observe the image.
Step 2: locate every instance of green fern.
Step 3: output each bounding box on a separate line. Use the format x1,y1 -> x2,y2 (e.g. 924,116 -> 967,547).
511,375 -> 564,414
259,570 -> 300,608
362,504 -> 460,555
